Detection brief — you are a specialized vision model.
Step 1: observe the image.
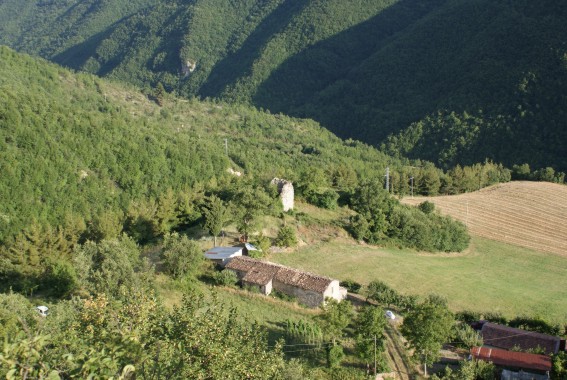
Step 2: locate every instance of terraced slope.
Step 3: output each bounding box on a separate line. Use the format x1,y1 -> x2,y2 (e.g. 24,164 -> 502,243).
402,182 -> 567,256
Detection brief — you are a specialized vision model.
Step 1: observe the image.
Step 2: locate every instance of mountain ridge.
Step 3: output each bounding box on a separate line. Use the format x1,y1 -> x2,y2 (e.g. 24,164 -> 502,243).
1,0 -> 566,170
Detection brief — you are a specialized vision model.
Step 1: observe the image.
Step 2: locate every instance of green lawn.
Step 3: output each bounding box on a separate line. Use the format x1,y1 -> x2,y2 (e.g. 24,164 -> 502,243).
268,237 -> 567,323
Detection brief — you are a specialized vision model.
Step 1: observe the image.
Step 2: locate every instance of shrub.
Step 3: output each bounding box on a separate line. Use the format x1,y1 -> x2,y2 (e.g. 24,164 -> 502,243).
456,310 -> 482,323
275,226 -> 298,247
43,260 -> 77,297
418,201 -> 435,214
508,316 -> 561,335
162,233 -> 203,279
340,279 -> 361,294
367,280 -> 398,307
453,323 -> 483,349
306,189 -> 339,210
327,345 -> 344,368
213,270 -> 238,286
272,289 -> 297,303
482,312 -> 507,325
251,233 -> 270,257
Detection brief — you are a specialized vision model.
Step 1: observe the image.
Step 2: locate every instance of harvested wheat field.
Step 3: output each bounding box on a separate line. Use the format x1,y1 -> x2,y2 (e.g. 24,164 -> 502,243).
402,181 -> 567,256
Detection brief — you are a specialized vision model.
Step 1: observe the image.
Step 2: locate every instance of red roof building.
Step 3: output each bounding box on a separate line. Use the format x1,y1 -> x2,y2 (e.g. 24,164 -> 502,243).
471,346 -> 552,373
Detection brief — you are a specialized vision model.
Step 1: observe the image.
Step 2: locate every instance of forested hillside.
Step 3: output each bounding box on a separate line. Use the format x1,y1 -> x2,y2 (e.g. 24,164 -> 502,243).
1,0 -> 566,171
0,46 -> 402,244
0,47 -> 477,297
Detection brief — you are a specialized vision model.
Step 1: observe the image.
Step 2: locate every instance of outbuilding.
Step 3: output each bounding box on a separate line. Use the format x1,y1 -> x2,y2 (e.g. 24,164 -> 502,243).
204,246 -> 243,267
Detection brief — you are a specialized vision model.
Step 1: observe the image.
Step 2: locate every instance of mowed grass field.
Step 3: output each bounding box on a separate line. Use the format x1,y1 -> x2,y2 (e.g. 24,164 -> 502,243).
268,236 -> 567,322
402,181 -> 567,256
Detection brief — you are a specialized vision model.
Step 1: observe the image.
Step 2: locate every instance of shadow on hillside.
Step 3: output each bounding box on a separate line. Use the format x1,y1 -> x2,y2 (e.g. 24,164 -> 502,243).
250,0 -> 449,143
199,0 -> 311,98
53,22 -> 124,72
252,0 -> 567,156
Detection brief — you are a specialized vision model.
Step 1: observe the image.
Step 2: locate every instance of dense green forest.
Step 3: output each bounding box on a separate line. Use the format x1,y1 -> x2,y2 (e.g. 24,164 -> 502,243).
1,0 -> 566,171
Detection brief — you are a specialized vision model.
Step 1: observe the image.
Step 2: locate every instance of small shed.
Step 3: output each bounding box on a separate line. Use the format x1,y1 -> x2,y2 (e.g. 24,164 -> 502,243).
234,242 -> 261,256
204,246 -> 243,267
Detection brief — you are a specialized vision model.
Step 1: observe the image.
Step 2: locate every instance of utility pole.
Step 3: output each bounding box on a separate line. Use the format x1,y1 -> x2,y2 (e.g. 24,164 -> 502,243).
385,167 -> 390,192
410,176 -> 414,198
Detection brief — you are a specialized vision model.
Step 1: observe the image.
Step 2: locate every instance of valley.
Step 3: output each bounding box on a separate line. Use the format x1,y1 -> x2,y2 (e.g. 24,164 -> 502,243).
0,0 -> 566,376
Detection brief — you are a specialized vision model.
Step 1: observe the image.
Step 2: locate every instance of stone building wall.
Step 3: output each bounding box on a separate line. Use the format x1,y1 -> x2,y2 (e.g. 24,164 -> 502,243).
272,279 -> 324,307
271,178 -> 294,211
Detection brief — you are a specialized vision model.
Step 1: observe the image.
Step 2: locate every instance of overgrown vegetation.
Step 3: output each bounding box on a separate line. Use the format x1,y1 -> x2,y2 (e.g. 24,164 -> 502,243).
348,181 -> 469,252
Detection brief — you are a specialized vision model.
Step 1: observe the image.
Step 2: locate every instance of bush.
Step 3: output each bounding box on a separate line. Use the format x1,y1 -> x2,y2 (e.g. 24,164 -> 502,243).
418,201 -> 435,214
251,233 -> 270,257
367,280 -> 398,306
456,310 -> 482,323
453,323 -> 483,349
43,260 -> 77,297
161,233 -> 203,279
306,189 -> 339,210
340,279 -> 361,294
508,316 -> 561,335
271,289 -> 297,303
482,312 -> 507,325
213,270 -> 238,286
275,226 -> 298,247
327,345 -> 344,368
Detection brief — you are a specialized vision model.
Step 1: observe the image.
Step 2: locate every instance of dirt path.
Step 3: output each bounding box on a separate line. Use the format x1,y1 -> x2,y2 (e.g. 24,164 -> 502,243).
384,324 -> 414,380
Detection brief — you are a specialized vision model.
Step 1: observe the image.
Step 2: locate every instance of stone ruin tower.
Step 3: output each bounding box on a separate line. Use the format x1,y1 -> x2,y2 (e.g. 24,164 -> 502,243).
271,178 -> 294,212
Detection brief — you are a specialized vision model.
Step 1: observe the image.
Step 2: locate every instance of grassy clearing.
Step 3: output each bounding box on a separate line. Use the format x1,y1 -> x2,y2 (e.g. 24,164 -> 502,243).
268,237 -> 567,323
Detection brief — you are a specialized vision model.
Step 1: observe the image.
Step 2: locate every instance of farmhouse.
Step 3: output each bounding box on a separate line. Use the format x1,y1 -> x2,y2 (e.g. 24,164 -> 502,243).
480,322 -> 561,355
471,346 -> 551,379
204,246 -> 243,267
225,256 -> 347,307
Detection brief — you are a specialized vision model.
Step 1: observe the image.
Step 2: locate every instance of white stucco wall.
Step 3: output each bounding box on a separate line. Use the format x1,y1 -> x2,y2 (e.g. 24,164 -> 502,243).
323,280 -> 345,302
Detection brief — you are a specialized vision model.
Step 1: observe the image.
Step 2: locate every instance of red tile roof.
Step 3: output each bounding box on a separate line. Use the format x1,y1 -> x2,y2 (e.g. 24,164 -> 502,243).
471,346 -> 552,372
481,322 -> 560,355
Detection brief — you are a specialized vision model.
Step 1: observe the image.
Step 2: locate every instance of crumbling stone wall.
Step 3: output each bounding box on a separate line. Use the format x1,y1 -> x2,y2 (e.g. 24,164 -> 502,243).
271,178 -> 294,211
181,59 -> 197,77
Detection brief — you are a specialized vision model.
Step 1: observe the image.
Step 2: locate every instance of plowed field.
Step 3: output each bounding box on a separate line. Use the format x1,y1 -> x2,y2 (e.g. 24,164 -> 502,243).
402,181 -> 567,256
